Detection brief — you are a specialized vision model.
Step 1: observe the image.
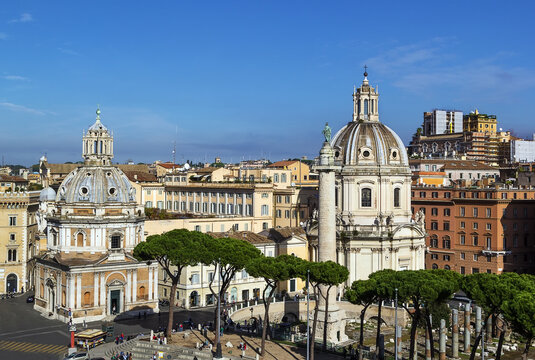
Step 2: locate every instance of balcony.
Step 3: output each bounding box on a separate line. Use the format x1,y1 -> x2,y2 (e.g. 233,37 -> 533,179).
481,249 -> 511,256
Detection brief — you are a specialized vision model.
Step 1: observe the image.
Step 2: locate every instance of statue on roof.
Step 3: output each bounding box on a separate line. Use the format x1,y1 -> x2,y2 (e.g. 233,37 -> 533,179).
322,122 -> 332,143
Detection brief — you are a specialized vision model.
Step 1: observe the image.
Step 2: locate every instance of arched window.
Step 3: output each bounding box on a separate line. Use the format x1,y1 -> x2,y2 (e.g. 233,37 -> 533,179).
361,188 -> 372,207
83,292 -> 91,306
432,263 -> 438,269
430,235 -> 438,248
394,188 -> 400,208
77,232 -> 84,247
444,265 -> 451,270
138,286 -> 146,300
94,140 -> 98,153
364,99 -> 369,115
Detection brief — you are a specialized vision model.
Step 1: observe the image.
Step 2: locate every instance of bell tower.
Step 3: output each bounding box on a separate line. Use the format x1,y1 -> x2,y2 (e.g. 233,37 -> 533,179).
82,107 -> 114,166
353,66 -> 379,122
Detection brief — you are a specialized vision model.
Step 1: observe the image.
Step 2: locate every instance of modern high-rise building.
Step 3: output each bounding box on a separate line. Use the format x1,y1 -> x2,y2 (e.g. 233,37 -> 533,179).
423,109 -> 463,136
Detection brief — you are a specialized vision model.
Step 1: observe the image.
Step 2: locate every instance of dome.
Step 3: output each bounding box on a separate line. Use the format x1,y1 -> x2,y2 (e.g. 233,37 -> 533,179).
331,121 -> 409,166
56,165 -> 136,204
39,187 -> 57,202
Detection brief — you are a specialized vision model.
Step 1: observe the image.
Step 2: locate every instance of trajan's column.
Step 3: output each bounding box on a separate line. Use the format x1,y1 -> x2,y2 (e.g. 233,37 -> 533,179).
313,123 -> 347,343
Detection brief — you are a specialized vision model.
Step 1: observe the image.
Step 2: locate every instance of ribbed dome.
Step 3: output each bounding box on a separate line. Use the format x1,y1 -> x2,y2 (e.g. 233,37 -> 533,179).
331,121 -> 409,166
56,166 -> 135,204
39,187 -> 56,202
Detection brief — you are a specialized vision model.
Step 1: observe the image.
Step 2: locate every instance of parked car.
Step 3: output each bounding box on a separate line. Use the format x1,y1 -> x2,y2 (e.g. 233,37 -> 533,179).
63,352 -> 88,360
26,295 -> 34,303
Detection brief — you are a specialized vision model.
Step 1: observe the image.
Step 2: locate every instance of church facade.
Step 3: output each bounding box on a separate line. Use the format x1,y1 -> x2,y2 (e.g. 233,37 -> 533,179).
33,109 -> 159,323
310,71 -> 427,286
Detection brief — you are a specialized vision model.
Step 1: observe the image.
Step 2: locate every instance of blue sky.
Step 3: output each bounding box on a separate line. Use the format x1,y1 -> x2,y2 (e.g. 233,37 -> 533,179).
1,1 -> 535,166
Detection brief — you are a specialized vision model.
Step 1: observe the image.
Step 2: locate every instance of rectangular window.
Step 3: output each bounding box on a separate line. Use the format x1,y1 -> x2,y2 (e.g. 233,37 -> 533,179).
419,191 -> 426,198
444,192 -> 451,198
460,252 -> 465,260
443,222 -> 450,231
460,266 -> 465,274
431,208 -> 438,216
444,208 -> 450,216
486,208 -> 491,218
191,273 -> 200,284
443,255 -> 450,261
285,196 -> 290,203
195,225 -> 201,232
9,216 -> 16,226
473,236 -> 478,246
361,188 -> 372,207
473,222 -> 478,230
460,207 -> 465,217
432,192 -> 438,198
460,235 -> 465,245
284,210 -> 290,218
474,254 -> 479,261
431,254 -> 438,260
261,205 -> 269,216
460,221 -> 465,229
486,223 -> 491,230
473,208 -> 478,217
111,235 -> 121,249
431,222 -> 438,230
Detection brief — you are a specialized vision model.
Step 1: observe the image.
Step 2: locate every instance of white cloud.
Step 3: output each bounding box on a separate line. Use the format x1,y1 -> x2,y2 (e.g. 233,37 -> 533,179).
58,47 -> 80,56
0,102 -> 46,115
9,13 -> 33,23
2,75 -> 29,81
363,38 -> 535,96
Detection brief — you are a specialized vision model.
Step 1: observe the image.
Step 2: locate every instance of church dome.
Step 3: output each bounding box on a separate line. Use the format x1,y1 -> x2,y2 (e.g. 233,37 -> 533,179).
39,187 -> 57,202
330,70 -> 408,167
56,165 -> 136,204
331,121 -> 409,166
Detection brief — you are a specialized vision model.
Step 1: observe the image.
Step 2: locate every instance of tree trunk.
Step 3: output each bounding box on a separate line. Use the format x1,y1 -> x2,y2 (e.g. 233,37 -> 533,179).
260,297 -> 271,356
358,305 -> 370,360
469,333 -> 482,360
496,320 -> 507,360
322,286 -> 331,352
425,310 -> 435,359
522,336 -> 532,360
409,307 -> 420,360
376,300 -> 382,351
166,279 -> 178,340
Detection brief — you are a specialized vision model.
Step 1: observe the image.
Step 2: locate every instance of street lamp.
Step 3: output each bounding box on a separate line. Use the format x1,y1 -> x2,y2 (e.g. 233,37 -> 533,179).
394,288 -> 398,360
215,259 -> 223,358
306,269 -> 310,360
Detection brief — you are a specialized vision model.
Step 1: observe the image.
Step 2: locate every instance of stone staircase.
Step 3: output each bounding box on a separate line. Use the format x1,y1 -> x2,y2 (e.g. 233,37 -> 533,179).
129,339 -> 213,360
103,337 -> 138,358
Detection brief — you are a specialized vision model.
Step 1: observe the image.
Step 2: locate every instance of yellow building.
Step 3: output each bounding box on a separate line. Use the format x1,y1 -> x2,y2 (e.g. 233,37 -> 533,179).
268,160 -> 317,186
463,109 -> 497,134
259,227 -> 308,295
0,191 -> 39,293
0,174 -> 29,192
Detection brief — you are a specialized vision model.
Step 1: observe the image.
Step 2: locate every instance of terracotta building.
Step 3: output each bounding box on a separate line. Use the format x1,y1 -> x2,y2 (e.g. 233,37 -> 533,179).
412,186 -> 535,275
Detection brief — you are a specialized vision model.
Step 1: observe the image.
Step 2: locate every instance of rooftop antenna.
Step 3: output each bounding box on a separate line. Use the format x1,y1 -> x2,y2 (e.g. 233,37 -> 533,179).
172,125 -> 177,169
